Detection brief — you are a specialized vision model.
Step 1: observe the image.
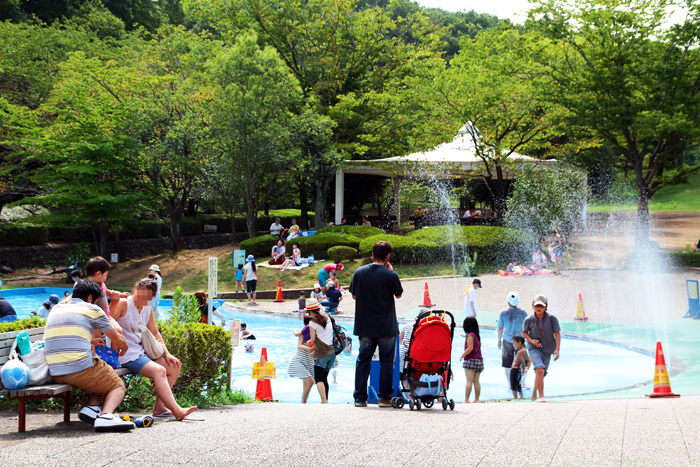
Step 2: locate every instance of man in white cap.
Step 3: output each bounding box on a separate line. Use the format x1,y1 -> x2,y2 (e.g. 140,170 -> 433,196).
497,292 -> 528,389
522,294 -> 561,402
464,278 -> 481,318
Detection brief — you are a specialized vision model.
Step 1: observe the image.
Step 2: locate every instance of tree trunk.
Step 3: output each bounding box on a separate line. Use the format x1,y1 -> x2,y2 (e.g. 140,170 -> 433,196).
169,215 -> 183,251
636,186 -> 650,247
99,218 -> 106,258
299,175 -> 309,230
246,211 -> 257,239
229,209 -> 236,243
494,164 -> 506,218
314,182 -> 326,229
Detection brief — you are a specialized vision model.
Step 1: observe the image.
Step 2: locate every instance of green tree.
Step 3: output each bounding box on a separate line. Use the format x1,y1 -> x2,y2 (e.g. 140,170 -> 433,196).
505,163 -> 589,240
184,0 -> 444,227
207,31 -> 307,238
528,0 -> 700,244
428,27 -> 567,216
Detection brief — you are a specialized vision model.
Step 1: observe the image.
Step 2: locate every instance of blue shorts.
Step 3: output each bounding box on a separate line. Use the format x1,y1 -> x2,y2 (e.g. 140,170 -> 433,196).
555,248 -> 563,257
314,353 -> 336,371
121,354 -> 153,374
529,348 -> 551,377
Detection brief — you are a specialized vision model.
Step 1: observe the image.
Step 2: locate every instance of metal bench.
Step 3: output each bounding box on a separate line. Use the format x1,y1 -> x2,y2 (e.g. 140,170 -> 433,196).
0,327 -> 131,432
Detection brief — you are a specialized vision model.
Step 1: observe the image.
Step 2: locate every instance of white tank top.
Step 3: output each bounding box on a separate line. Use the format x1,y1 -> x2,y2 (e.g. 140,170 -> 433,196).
110,297 -> 151,364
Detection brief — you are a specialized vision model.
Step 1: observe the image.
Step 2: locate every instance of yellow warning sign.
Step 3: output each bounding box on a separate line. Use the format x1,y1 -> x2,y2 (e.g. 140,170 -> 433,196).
252,361 -> 276,379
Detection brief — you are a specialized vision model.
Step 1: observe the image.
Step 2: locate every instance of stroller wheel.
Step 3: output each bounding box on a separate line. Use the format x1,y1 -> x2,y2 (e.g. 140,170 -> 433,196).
449,399 -> 455,410
391,397 -> 397,408
409,400 -> 415,411
424,399 -> 434,409
396,399 -> 405,409
416,399 -> 422,411
442,399 -> 448,410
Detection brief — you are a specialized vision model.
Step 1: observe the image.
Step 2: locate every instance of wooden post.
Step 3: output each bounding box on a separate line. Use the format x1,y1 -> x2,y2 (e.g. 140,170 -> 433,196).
63,392 -> 71,423
18,397 -> 26,433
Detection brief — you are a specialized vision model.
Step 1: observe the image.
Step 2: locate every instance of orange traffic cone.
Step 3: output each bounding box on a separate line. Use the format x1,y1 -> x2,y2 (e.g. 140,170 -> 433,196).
420,282 -> 435,307
273,279 -> 285,302
646,342 -> 680,398
255,348 -> 274,401
574,293 -> 589,321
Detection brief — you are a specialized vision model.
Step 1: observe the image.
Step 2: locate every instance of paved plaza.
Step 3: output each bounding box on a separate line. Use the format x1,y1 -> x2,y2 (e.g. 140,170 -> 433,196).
1,396 -> 699,466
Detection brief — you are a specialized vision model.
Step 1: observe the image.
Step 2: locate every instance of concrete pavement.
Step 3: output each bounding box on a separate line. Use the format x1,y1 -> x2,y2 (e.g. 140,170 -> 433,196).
1,397 -> 698,466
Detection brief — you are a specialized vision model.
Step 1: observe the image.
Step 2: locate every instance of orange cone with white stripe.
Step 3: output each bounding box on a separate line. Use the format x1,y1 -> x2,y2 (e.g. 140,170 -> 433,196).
420,282 -> 435,307
646,342 -> 680,398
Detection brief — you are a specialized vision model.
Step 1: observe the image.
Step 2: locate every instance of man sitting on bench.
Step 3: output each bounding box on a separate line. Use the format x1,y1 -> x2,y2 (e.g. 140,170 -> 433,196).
44,280 -> 134,432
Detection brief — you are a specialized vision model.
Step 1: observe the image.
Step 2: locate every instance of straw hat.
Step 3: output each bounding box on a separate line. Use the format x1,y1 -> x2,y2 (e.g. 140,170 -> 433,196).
306,298 -> 321,311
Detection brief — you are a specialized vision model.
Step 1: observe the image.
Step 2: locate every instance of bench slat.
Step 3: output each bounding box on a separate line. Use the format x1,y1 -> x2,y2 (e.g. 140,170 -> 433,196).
0,333 -> 45,351
2,383 -> 72,398
0,328 -> 45,341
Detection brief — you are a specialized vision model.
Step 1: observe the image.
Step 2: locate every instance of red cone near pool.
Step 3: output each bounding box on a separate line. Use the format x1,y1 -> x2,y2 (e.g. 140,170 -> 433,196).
646,342 -> 680,398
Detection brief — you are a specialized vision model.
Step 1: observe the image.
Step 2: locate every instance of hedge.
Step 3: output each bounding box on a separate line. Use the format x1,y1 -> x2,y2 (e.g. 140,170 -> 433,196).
238,235 -> 281,258
295,233 -> 361,259
316,225 -> 384,239
0,316 -> 45,333
158,322 -> 232,394
0,224 -> 49,247
328,246 -> 358,263
358,226 -> 535,264
668,252 -> 700,267
200,209 -> 316,234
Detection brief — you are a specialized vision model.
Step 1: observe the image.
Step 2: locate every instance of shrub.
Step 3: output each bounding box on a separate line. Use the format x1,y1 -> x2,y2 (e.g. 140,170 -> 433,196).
358,226 -> 535,264
0,317 -> 45,333
328,246 -> 358,263
239,234 -> 280,258
65,241 -> 91,270
296,233 -> 361,259
668,252 -> 700,267
316,225 -> 384,239
118,220 -> 169,240
47,225 -> 93,243
0,223 -> 49,247
159,322 -> 233,395
180,218 -> 203,236
170,286 -> 202,324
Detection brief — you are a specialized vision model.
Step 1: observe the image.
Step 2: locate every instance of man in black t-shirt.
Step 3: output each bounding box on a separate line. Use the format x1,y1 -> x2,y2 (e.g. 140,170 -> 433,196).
349,241 -> 403,408
0,296 -> 18,322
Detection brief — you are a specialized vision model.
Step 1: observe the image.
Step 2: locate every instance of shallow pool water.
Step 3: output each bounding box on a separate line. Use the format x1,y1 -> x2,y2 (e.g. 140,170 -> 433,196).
4,288 -> 655,403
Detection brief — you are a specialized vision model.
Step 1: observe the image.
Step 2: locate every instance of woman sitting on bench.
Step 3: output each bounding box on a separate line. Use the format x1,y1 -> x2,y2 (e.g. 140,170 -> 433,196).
109,278 -> 197,421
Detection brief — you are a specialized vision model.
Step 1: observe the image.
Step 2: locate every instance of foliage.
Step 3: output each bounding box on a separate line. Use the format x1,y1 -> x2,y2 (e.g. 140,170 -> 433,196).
0,223 -> 48,246
668,252 -> 700,268
207,30 -> 305,238
0,316 -> 45,333
426,27 -> 567,215
64,241 -> 91,271
359,226 -> 534,264
239,235 -> 281,258
170,286 -> 201,325
327,246 -> 358,263
527,0 -> 700,243
159,321 -> 233,395
295,233 -> 361,259
316,225 -> 384,239
505,163 -> 589,239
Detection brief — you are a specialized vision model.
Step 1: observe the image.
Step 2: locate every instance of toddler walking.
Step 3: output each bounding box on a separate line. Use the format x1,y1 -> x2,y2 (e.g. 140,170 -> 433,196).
298,291 -> 307,320
510,335 -> 531,399
235,263 -> 244,293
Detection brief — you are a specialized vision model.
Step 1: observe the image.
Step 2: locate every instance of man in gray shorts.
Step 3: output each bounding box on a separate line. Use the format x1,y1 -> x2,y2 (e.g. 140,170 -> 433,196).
522,293 -> 561,402
497,292 -> 527,388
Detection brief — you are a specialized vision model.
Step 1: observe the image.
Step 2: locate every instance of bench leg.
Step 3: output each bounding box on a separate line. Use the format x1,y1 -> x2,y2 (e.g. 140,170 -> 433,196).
18,397 -> 26,433
63,392 -> 70,423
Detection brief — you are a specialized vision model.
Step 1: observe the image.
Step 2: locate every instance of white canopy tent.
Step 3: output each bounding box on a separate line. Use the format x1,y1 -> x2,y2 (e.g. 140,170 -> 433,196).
334,127 -> 553,225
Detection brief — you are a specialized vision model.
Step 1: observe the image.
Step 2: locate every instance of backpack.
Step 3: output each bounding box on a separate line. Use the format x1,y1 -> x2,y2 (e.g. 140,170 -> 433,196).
330,318 -> 348,355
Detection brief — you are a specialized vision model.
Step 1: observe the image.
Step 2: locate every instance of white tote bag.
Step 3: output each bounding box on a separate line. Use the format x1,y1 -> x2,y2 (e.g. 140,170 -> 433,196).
17,340 -> 53,386
131,304 -> 164,360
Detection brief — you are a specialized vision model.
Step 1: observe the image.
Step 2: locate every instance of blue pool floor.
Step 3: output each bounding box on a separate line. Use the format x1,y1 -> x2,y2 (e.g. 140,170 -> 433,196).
3,288 -> 654,403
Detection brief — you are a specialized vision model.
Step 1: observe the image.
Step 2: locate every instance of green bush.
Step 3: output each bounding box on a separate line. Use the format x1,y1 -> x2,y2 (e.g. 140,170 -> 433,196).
119,220 -> 170,240
316,225 -> 384,239
668,252 -> 700,267
200,210 -> 316,234
239,234 -> 280,258
296,233 -> 361,259
170,286 -> 202,324
159,322 -> 233,395
180,218 -> 203,236
358,226 -> 535,264
47,225 -> 93,243
328,246 -> 358,263
0,317 -> 45,333
0,223 -> 49,247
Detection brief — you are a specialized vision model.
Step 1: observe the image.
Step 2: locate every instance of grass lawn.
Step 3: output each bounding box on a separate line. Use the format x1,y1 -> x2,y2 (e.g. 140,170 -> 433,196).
589,172 -> 700,212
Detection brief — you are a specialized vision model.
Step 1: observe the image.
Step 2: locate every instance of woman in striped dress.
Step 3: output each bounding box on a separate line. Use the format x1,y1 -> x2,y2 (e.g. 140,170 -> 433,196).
287,316 -> 315,403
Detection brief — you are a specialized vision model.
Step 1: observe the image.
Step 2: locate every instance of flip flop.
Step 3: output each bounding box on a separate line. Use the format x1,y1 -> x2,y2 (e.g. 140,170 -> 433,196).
181,416 -> 205,421
153,411 -> 174,417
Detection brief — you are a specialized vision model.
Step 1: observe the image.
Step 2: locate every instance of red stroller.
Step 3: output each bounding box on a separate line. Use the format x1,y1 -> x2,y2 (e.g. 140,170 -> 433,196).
392,309 -> 456,411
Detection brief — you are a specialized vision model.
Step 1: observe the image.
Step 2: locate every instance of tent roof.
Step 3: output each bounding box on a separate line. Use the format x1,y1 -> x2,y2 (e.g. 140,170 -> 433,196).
343,126 -> 554,179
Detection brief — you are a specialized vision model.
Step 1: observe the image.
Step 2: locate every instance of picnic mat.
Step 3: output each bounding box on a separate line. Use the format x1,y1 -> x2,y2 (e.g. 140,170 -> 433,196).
258,262 -> 312,271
